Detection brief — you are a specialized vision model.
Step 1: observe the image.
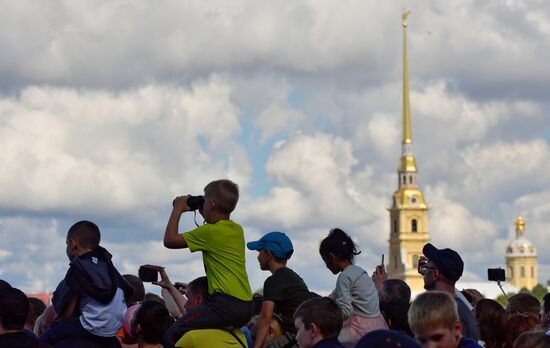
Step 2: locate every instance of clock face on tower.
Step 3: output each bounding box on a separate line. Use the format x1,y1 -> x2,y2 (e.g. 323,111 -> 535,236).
410,195 -> 418,205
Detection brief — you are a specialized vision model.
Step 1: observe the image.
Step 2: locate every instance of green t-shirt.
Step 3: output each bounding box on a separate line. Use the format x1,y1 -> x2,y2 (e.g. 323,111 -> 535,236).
175,328 -> 248,347
182,220 -> 252,301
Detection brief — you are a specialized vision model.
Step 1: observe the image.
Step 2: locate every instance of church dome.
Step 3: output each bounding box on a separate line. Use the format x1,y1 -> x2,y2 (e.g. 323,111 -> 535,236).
506,216 -> 537,257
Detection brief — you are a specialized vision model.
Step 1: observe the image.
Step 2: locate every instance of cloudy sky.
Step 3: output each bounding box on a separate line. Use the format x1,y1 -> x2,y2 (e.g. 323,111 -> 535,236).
1,0 -> 549,296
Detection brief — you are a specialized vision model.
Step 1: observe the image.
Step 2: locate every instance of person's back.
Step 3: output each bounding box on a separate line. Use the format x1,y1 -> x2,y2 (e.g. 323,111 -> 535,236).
319,229 -> 387,348
40,220 -> 132,347
175,328 -> 248,347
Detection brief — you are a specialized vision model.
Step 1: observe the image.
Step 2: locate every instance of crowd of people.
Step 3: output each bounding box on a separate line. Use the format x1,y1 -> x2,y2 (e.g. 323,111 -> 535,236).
1,179 -> 550,348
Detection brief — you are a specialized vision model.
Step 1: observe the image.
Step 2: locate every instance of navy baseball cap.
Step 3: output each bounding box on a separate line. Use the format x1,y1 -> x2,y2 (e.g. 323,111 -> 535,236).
422,243 -> 464,282
356,330 -> 420,348
247,231 -> 294,260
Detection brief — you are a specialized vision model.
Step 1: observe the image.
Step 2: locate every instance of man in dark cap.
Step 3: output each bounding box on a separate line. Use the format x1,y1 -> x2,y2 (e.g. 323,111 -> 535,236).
418,243 -> 477,340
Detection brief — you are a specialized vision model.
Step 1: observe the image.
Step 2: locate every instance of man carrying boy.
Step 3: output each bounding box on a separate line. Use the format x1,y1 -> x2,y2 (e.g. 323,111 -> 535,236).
41,220 -> 133,347
247,231 -> 312,348
408,291 -> 481,348
163,179 -> 253,347
293,297 -> 344,348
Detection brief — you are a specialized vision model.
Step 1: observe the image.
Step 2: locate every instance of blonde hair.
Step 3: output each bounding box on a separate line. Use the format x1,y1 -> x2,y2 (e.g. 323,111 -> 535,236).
408,291 -> 458,334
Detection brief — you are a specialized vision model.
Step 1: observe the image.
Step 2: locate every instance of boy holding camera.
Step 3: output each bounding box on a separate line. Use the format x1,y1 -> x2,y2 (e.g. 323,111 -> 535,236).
163,179 -> 253,347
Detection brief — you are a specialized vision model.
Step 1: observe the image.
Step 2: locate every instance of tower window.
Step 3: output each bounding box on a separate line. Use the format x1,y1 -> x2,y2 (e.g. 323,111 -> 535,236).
531,266 -> 534,278
411,219 -> 417,233
412,255 -> 418,268
409,175 -> 412,184
394,256 -> 397,269
394,220 -> 397,234
521,266 -> 525,278
509,267 -> 514,278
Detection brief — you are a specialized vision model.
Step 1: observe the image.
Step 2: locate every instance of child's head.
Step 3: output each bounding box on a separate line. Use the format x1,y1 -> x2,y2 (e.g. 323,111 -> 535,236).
132,300 -> 173,345
202,179 -> 239,219
0,287 -> 29,332
66,220 -> 101,259
319,228 -> 360,274
294,297 -> 343,348
408,291 -> 462,348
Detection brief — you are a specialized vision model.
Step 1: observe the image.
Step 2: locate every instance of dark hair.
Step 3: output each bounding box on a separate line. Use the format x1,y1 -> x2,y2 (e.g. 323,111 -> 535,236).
204,179 -> 239,214
475,299 -> 505,348
543,292 -> 550,313
506,292 -> 541,317
379,298 -> 413,337
0,287 -> 30,330
143,293 -> 166,307
381,279 -> 411,303
319,228 -> 361,262
187,276 -> 208,298
67,220 -> 101,249
294,297 -> 343,338
123,274 -> 145,306
26,297 -> 47,328
0,279 -> 11,290
504,312 -> 539,348
514,331 -> 550,348
133,301 -> 173,344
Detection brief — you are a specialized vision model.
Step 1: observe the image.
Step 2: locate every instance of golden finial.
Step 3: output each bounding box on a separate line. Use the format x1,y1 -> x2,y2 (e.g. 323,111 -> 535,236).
402,10 -> 411,27
515,216 -> 525,232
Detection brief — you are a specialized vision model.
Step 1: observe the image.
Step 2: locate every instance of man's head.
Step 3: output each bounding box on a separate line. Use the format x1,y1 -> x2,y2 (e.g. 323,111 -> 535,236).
132,301 -> 173,345
380,279 -> 412,303
201,179 -> 239,221
506,292 -> 541,318
421,243 -> 464,290
66,220 -> 101,259
185,276 -> 208,313
0,287 -> 30,333
294,297 -> 343,348
25,297 -> 46,331
408,291 -> 462,348
123,274 -> 145,307
247,231 -> 294,270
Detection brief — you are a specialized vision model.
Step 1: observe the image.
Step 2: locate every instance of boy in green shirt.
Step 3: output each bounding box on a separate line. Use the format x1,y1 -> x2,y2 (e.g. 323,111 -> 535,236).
163,179 -> 253,347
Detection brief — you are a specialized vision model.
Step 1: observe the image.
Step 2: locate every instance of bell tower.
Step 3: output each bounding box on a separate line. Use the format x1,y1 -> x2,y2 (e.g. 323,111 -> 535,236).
506,216 -> 538,290
387,11 -> 430,292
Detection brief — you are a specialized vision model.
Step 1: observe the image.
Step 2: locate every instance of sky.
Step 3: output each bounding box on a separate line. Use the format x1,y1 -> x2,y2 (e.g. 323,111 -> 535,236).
1,0 -> 550,296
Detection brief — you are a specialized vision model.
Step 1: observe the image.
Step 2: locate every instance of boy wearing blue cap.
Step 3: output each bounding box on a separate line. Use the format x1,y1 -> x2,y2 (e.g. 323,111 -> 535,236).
248,232 -> 312,348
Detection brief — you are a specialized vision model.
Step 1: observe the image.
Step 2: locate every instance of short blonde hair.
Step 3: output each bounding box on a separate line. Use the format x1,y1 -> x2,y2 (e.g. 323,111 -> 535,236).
408,291 -> 458,334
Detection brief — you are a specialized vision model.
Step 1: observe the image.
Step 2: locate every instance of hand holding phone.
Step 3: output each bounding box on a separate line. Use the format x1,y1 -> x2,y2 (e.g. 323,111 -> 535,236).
138,264 -> 164,282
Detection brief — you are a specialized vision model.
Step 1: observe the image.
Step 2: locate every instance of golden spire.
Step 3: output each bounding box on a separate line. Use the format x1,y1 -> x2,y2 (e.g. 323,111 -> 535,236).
515,216 -> 525,237
398,10 -> 416,174
402,10 -> 412,145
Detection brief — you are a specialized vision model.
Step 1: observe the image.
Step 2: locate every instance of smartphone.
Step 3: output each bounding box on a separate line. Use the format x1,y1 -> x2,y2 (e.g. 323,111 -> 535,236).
381,254 -> 384,266
487,268 -> 506,282
138,264 -> 163,282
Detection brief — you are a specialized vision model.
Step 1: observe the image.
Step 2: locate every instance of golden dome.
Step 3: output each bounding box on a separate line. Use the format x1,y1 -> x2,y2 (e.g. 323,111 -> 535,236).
392,187 -> 427,209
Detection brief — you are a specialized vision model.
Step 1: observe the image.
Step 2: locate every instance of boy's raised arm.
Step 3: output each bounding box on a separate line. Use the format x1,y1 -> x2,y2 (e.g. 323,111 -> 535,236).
164,195 -> 190,249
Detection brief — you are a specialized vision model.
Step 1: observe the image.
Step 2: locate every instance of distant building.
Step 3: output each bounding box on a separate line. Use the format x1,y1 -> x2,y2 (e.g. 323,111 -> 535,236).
387,11 -> 430,293
506,216 -> 538,290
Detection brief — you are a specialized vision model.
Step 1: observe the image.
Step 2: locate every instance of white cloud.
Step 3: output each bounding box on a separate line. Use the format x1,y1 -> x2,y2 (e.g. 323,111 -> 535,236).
0,76 -> 250,213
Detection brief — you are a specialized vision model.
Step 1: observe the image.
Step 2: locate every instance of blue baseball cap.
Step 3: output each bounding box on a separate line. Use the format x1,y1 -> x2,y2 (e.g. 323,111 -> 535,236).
247,231 -> 294,260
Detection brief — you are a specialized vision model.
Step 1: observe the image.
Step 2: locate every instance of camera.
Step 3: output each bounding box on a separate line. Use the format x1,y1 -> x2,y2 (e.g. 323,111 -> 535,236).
138,265 -> 163,282
172,195 -> 205,211
487,268 -> 506,282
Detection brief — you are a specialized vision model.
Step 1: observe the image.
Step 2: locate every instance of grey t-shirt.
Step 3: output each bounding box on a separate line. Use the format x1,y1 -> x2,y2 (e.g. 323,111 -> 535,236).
455,297 -> 478,340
